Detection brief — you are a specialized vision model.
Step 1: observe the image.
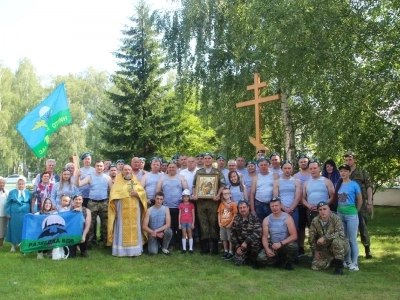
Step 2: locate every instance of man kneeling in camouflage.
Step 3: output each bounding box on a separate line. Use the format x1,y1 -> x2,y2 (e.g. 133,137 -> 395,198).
308,201 -> 349,275
231,200 -> 262,269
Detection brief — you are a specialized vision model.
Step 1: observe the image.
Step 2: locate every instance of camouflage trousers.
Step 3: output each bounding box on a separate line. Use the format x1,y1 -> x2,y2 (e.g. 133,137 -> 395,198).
197,199 -> 219,240
257,242 -> 298,265
232,240 -> 262,266
87,199 -> 108,244
311,238 -> 349,270
358,201 -> 370,247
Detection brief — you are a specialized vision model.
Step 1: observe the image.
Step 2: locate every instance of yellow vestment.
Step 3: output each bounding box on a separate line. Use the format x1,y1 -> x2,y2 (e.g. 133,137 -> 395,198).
107,174 -> 147,246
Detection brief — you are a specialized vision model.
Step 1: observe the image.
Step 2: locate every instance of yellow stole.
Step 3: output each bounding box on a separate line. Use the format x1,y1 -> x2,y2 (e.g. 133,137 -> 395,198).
107,174 -> 148,246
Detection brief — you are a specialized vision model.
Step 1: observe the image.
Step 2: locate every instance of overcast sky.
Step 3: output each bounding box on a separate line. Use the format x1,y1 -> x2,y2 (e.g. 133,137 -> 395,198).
0,0 -> 178,81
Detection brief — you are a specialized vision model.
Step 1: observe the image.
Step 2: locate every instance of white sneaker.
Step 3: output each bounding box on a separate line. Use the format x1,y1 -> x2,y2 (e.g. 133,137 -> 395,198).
349,263 -> 359,271
10,245 -> 15,252
343,261 -> 351,268
162,248 -> 171,255
37,253 -> 43,259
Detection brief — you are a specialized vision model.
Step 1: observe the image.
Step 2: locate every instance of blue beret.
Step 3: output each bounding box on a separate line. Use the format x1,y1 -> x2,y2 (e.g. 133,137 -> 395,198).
216,155 -> 226,160
80,152 -> 91,160
116,159 -> 125,163
257,156 -> 270,165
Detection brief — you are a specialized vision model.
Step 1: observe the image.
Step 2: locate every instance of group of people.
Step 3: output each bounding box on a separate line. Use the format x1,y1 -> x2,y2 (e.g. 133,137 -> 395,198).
0,149 -> 373,275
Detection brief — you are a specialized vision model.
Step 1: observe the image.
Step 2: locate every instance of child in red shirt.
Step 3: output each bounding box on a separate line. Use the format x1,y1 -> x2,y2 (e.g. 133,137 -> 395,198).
178,189 -> 195,254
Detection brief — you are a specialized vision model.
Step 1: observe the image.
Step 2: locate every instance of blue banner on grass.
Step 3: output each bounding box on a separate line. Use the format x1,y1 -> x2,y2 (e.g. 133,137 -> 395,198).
21,211 -> 83,253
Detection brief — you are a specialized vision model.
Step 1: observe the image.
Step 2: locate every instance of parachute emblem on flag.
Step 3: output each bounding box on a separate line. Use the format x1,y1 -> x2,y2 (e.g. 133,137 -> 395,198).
38,215 -> 67,239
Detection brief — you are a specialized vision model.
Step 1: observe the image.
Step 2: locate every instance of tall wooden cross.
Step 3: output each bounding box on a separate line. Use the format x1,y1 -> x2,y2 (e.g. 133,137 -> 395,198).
236,73 -> 280,152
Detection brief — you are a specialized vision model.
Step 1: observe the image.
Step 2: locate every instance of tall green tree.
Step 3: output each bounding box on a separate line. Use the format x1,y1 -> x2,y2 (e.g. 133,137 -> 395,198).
100,0 -> 183,160
161,0 -> 400,184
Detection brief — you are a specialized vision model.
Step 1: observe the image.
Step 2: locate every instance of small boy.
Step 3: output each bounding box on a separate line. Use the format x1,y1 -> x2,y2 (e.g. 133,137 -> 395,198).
217,187 -> 237,260
58,195 -> 71,212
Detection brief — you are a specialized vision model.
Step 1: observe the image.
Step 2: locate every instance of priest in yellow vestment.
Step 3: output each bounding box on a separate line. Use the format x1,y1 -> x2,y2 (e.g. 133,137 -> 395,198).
107,164 -> 148,256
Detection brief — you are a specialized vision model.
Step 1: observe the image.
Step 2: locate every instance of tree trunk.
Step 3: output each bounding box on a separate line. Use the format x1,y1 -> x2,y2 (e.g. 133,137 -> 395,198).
280,91 -> 295,160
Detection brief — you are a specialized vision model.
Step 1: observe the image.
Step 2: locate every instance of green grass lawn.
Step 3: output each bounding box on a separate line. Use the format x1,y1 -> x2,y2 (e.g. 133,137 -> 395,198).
0,206 -> 399,299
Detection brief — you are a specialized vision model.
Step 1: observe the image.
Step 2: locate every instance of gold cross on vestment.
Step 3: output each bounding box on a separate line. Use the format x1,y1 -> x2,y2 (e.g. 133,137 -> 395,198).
236,73 -> 280,152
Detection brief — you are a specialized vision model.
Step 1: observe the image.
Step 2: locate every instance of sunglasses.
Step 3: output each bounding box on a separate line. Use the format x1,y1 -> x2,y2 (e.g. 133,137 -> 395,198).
281,160 -> 293,166
270,152 -> 280,157
308,158 -> 320,166
62,168 -> 71,172
271,197 -> 281,202
246,161 -> 256,166
167,160 -> 178,166
238,199 -> 250,205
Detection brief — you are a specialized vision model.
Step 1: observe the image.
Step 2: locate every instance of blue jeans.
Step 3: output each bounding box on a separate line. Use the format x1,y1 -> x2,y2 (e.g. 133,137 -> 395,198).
147,228 -> 173,255
338,212 -> 359,264
290,207 -> 299,230
255,200 -> 271,222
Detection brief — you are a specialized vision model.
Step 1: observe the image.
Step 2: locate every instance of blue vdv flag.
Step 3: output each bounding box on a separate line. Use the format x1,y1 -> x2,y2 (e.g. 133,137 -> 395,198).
21,211 -> 83,253
16,83 -> 72,158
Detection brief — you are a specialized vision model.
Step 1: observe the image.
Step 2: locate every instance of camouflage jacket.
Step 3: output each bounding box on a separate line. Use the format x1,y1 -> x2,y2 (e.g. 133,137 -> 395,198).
231,213 -> 262,250
308,212 -> 347,251
350,167 -> 372,201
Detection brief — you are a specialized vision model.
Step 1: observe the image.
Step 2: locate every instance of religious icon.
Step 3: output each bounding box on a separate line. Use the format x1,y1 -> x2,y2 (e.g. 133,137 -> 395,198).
195,174 -> 218,199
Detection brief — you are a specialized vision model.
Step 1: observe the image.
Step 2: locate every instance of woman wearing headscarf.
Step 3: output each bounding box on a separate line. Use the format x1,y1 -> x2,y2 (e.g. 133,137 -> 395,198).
0,177 -> 9,248
6,176 -> 32,252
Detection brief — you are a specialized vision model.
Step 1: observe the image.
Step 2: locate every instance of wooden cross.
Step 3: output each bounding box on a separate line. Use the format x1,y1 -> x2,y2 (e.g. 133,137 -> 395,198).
236,73 -> 280,152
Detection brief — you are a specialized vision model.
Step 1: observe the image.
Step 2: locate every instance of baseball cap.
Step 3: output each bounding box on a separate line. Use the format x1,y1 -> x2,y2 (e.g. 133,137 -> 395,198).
338,164 -> 351,171
344,151 -> 356,158
182,189 -> 191,196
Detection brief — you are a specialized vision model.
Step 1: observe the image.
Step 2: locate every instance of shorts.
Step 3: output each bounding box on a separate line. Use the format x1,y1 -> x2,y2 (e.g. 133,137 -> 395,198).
180,222 -> 192,229
220,227 -> 232,241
